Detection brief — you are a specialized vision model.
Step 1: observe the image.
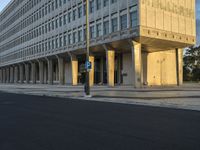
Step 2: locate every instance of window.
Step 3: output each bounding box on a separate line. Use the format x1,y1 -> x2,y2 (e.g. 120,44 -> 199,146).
73,10 -> 76,20
120,14 -> 127,29
52,20 -> 54,30
103,0 -> 109,7
78,30 -> 82,42
59,16 -> 62,26
90,26 -> 95,38
64,34 -> 67,46
73,32 -> 77,43
111,18 -> 118,32
130,11 -> 138,27
55,38 -> 58,48
55,18 -> 58,28
111,0 -> 117,4
52,39 -> 55,49
103,21 -> 109,35
63,14 -> 67,25
68,12 -> 71,22
78,6 -> 82,18
96,0 -> 101,10
52,2 -> 54,11
59,36 -> 62,47
96,23 -> 101,37
68,34 -> 71,44
90,0 -> 94,13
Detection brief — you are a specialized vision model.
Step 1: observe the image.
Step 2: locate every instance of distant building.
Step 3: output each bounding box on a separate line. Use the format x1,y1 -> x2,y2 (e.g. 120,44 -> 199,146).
0,0 -> 196,87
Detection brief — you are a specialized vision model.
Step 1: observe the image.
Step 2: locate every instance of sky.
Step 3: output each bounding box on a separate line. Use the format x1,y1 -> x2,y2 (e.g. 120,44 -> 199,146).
0,0 -> 200,44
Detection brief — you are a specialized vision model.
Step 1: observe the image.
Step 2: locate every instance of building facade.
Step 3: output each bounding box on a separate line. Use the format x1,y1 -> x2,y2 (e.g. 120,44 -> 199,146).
0,0 -> 196,87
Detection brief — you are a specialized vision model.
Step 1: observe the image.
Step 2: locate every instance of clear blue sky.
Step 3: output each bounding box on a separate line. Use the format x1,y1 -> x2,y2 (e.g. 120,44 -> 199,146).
0,0 -> 200,44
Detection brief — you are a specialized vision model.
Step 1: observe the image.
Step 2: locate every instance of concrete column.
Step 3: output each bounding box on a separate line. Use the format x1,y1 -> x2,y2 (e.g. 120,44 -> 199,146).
0,69 -> 2,83
25,64 -> 30,84
71,55 -> 78,86
58,57 -> 64,85
19,64 -> 24,83
106,50 -> 115,87
48,59 -> 53,85
176,48 -> 183,86
89,56 -> 95,86
14,66 -> 19,83
131,41 -> 142,88
6,67 -> 10,83
10,66 -> 14,83
31,62 -> 36,84
39,61 -> 44,84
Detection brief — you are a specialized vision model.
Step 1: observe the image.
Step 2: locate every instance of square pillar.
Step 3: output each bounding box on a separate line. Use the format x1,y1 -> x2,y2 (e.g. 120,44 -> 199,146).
39,61 -> 44,84
89,56 -> 95,86
176,48 -> 183,86
58,57 -> 64,85
31,62 -> 36,84
48,59 -> 53,85
25,64 -> 30,84
0,69 -> 1,83
131,41 -> 142,88
106,50 -> 115,87
71,55 -> 78,86
19,64 -> 24,83
6,67 -> 10,83
14,66 -> 19,83
10,66 -> 14,83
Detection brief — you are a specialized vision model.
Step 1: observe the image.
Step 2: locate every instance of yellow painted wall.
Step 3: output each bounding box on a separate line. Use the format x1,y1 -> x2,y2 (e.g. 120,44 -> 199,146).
146,50 -> 177,86
140,0 -> 196,36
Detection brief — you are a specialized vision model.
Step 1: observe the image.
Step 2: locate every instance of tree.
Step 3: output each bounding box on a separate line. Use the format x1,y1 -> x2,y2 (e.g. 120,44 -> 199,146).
183,45 -> 200,81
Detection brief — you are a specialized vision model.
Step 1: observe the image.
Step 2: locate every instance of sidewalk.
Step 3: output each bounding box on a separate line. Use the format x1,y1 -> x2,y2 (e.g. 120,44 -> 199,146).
0,83 -> 200,111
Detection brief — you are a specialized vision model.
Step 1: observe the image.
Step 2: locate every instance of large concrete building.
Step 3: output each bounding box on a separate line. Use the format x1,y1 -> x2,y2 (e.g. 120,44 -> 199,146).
0,0 -> 196,87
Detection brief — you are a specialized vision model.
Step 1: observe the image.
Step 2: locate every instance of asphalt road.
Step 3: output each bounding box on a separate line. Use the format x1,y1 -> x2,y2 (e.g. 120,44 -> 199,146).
0,92 -> 200,150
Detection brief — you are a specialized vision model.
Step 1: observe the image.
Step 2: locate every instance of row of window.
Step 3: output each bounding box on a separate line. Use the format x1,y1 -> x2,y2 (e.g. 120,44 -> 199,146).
0,0 -> 118,44
1,11 -> 138,63
0,10 -> 137,53
0,0 -> 41,32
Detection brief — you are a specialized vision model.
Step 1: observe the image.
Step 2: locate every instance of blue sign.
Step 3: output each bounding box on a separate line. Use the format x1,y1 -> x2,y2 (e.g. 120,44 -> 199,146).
85,61 -> 92,70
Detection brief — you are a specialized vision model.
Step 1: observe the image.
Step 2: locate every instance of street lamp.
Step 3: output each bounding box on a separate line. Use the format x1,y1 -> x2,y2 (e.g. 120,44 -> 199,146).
84,0 -> 91,97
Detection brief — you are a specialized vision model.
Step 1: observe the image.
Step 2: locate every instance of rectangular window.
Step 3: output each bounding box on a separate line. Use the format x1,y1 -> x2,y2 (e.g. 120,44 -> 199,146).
59,37 -> 63,47
73,32 -> 77,43
68,12 -> 71,22
103,21 -> 109,35
111,18 -> 118,32
78,6 -> 82,18
59,16 -> 62,26
55,18 -> 58,28
52,20 -> 54,30
78,30 -> 82,42
63,35 -> 67,46
120,14 -> 127,29
64,14 -> 67,25
96,0 -> 101,10
52,39 -> 55,49
111,0 -> 117,4
96,23 -> 101,37
90,26 -> 95,38
90,0 -> 94,13
103,0 -> 109,7
68,34 -> 71,44
73,10 -> 76,20
130,11 -> 138,27
55,38 -> 58,48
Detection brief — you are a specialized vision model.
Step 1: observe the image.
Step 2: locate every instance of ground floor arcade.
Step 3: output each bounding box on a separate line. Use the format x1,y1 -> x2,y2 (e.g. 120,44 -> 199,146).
0,41 -> 183,87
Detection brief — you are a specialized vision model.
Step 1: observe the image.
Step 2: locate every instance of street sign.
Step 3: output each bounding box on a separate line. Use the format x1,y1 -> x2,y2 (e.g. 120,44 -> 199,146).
85,61 -> 92,70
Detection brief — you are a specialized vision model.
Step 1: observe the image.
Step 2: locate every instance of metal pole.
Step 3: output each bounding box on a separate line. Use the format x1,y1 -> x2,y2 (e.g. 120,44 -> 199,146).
85,0 -> 90,96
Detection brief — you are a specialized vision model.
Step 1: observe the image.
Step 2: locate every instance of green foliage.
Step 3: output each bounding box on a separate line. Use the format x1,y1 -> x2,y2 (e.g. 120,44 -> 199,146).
183,46 -> 200,81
